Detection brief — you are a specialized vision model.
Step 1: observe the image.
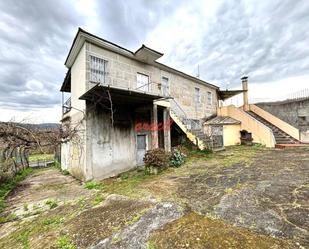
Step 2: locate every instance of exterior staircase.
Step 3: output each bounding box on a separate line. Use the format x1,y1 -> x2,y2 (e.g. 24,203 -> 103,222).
169,99 -> 222,150
246,111 -> 299,144
170,110 -> 211,150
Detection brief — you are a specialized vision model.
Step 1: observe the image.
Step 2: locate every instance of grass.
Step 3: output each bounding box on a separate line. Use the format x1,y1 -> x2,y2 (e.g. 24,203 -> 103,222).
0,167 -> 33,213
45,199 -> 58,209
84,181 -> 104,190
28,153 -> 54,162
17,230 -> 30,249
55,236 -> 76,249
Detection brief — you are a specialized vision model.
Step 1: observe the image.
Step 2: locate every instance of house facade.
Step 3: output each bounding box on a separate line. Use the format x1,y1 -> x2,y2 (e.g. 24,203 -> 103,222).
60,28 -> 302,181
60,28 -> 225,181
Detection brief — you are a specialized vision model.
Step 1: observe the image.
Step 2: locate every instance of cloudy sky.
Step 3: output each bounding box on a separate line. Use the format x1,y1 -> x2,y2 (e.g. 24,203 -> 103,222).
1,0 -> 309,123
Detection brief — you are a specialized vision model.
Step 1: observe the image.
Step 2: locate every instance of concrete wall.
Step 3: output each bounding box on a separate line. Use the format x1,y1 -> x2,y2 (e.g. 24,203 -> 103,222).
223,124 -> 241,146
256,98 -> 309,142
86,104 -> 137,180
85,42 -> 217,120
218,105 -> 276,147
249,104 -> 299,140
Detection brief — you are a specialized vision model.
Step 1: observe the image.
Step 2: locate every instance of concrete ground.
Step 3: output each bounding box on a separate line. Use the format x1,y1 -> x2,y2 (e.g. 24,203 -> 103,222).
0,146 -> 308,248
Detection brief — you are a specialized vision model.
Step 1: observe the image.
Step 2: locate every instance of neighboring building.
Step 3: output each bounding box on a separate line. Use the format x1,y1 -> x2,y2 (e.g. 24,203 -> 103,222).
60,28 -> 302,181
256,97 -> 309,142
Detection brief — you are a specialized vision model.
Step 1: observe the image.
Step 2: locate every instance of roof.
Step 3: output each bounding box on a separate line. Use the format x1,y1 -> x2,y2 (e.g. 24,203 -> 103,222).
204,116 -> 241,125
62,28 -> 219,91
79,84 -> 164,106
218,90 -> 245,101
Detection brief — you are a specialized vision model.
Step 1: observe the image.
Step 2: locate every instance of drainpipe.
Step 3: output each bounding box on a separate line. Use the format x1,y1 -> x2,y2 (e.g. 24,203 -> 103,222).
241,76 -> 249,111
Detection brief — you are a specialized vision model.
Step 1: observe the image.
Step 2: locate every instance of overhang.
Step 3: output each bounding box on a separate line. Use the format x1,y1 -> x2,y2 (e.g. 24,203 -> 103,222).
204,116 -> 241,125
60,69 -> 71,92
79,84 -> 164,106
218,90 -> 245,101
135,45 -> 163,63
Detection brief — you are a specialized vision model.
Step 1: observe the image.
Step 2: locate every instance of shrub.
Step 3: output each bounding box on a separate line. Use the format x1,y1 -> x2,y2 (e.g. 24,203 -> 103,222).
143,149 -> 170,172
170,148 -> 187,167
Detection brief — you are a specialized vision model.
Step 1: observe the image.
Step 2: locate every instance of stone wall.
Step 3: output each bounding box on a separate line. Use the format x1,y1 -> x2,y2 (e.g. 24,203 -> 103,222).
85,42 -> 218,120
256,98 -> 309,142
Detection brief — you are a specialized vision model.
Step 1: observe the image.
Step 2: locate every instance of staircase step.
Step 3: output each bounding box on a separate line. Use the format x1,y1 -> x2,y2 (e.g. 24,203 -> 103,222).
246,111 -> 298,145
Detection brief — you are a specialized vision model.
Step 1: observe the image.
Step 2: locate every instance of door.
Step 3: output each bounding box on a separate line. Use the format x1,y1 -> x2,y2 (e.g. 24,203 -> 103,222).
162,77 -> 170,96
137,134 -> 147,166
211,125 -> 224,148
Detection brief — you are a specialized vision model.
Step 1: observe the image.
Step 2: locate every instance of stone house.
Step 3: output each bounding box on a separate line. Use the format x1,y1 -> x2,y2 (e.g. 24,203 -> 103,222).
60,28 -> 302,181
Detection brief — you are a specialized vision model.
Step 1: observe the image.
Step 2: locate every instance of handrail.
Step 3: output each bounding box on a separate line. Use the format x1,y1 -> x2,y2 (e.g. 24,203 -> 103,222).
62,97 -> 71,114
170,98 -> 201,130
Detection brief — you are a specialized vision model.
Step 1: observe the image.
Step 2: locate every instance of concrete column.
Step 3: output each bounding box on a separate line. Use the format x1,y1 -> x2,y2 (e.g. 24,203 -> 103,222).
151,104 -> 159,149
163,107 -> 171,152
241,76 -> 249,111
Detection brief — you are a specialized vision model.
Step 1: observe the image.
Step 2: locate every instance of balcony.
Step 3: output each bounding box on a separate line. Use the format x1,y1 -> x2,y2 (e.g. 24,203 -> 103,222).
62,97 -> 71,114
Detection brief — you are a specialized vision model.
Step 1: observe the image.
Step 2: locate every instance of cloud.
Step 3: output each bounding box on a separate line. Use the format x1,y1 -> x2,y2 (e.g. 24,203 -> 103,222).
147,0 -> 309,88
1,0 -> 309,122
0,0 -> 82,111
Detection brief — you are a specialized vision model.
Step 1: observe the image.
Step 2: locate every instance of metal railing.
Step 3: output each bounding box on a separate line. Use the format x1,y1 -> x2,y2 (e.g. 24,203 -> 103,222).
170,98 -> 201,131
62,97 -> 71,114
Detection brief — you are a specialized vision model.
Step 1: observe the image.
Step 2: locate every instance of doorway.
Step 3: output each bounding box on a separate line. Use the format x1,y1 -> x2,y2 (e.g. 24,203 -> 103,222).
136,134 -> 147,166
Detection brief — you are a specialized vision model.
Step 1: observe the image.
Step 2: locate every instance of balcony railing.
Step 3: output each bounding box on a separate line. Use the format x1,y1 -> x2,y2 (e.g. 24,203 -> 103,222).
62,97 -> 71,114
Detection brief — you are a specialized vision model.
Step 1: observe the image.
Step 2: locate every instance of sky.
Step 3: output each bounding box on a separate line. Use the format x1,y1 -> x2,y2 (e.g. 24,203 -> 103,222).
0,0 -> 309,123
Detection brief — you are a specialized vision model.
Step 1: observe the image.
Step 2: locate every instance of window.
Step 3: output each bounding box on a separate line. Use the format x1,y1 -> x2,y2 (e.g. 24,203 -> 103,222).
90,55 -> 108,83
194,87 -> 201,104
137,73 -> 149,92
207,91 -> 212,105
161,76 -> 170,96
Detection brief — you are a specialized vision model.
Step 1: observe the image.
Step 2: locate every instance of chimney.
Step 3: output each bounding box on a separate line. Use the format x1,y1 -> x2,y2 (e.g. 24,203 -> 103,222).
241,76 -> 249,111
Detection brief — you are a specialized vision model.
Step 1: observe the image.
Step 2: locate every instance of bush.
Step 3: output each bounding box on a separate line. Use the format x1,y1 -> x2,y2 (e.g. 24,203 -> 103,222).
170,148 -> 187,167
143,149 -> 170,173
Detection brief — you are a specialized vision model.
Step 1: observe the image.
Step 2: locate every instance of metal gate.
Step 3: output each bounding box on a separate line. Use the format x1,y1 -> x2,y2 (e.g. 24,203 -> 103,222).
211,126 -> 224,148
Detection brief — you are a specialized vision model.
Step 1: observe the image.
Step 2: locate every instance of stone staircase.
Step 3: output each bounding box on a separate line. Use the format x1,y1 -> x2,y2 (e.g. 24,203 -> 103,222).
246,111 -> 299,144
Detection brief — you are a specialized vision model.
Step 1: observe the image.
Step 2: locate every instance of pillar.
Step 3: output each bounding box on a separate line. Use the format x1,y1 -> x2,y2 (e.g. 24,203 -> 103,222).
163,107 -> 171,152
241,76 -> 249,111
151,104 -> 159,149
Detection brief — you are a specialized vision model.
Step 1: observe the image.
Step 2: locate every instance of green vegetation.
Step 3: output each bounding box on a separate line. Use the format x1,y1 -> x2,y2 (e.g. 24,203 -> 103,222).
42,216 -> 64,226
45,199 -> 58,209
55,236 -> 76,249
23,202 -> 29,211
0,167 -> 33,213
28,153 -> 54,162
84,181 -> 104,190
17,230 -> 30,249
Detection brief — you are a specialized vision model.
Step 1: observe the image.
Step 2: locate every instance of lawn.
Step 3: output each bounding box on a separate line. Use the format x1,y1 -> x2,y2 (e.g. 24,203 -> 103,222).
28,153 -> 54,162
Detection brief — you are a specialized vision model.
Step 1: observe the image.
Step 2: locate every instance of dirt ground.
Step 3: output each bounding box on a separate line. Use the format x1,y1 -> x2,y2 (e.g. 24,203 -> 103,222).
0,146 -> 308,248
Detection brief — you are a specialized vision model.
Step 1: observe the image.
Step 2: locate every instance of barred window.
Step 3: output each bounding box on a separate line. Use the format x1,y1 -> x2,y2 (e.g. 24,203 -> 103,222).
90,56 -> 108,83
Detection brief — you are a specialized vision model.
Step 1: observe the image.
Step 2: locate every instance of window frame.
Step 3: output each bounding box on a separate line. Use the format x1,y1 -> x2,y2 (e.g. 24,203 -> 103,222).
207,91 -> 213,106
194,87 -> 201,104
89,55 -> 108,84
161,76 -> 170,96
136,72 -> 150,92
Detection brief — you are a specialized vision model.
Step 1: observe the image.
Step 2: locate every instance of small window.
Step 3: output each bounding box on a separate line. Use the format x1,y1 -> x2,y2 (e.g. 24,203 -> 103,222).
207,91 -> 212,105
90,56 -> 108,83
162,77 -> 170,96
194,87 -> 201,103
137,73 -> 149,92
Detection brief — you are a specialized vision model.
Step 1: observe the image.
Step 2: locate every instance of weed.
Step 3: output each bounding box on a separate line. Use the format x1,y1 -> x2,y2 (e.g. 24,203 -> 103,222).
0,212 -> 17,223
92,194 -> 105,206
55,236 -> 76,249
23,203 -> 29,211
84,181 -> 103,190
17,230 -> 30,249
42,216 -> 64,226
45,199 -> 58,209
